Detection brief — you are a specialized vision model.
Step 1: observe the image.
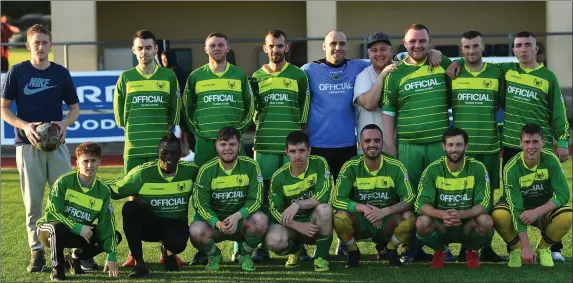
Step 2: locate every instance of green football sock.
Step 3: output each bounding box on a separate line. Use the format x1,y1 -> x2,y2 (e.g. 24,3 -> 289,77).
241,236 -> 262,257
416,230 -> 446,251
466,229 -> 493,250
199,239 -> 219,256
315,235 -> 333,258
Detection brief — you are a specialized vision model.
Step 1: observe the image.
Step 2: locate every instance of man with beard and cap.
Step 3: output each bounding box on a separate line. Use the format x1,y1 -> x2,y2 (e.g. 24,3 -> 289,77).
107,133 -> 200,278
248,30 -> 311,262
414,128 -> 494,269
189,127 -> 268,272
113,29 -> 183,269
448,30 -> 505,262
183,32 -> 254,265
333,124 -> 416,268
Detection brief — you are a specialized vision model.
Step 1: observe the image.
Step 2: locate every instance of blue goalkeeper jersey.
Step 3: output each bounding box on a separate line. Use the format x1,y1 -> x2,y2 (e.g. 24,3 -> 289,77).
301,59 -> 370,148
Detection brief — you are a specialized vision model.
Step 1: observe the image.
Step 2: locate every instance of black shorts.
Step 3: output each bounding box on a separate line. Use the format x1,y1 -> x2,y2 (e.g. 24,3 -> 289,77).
311,146 -> 357,181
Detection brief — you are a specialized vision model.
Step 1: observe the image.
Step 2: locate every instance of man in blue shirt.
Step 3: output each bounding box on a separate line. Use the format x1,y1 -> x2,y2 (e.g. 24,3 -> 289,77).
1,24 -> 80,273
301,30 -> 370,257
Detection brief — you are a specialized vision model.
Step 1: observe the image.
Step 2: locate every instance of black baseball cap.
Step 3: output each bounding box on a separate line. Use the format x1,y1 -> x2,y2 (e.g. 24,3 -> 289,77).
366,32 -> 392,48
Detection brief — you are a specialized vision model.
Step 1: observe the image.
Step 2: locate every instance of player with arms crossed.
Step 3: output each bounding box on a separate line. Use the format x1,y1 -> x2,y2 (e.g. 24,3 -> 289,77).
113,30 -> 183,267
414,128 -> 494,269
448,31 -> 570,260
250,30 -> 310,261
265,130 -> 333,271
381,23 -> 453,262
189,127 -> 268,272
107,133 -> 199,278
333,124 -> 416,268
491,123 -> 571,268
449,29 -> 505,262
1,24 -> 81,272
37,142 -> 120,281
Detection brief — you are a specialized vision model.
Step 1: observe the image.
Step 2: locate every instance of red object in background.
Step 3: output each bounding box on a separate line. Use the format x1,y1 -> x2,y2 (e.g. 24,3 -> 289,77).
1,22 -> 15,58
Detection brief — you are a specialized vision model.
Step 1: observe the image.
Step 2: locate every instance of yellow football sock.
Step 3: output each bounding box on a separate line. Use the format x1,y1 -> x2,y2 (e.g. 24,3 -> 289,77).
539,207 -> 572,249
492,205 -> 521,249
387,217 -> 415,250
334,213 -> 358,251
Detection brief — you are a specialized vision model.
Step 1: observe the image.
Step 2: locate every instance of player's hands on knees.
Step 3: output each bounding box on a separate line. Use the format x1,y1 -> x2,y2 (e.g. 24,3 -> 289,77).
79,225 -> 94,243
446,61 -> 461,80
427,49 -> 443,68
103,260 -> 119,277
296,222 -> 319,238
51,120 -> 68,144
521,247 -> 536,264
364,204 -> 386,223
556,148 -> 569,163
281,202 -> 300,226
519,209 -> 540,225
23,122 -> 42,147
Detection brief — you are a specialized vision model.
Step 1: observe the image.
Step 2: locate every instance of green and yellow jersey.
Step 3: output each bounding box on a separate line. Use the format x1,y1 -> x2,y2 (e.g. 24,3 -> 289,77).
501,149 -> 570,232
268,156 -> 332,223
37,171 -> 118,261
107,160 -> 199,219
252,63 -> 310,153
414,156 -> 491,215
113,64 -> 181,158
182,63 -> 254,139
333,153 -> 416,212
193,156 -> 263,227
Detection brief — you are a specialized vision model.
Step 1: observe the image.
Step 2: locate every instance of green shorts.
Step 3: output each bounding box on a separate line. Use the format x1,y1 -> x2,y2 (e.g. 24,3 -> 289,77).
194,136 -> 247,167
124,156 -> 156,175
398,142 -> 444,190
353,212 -> 393,242
440,221 -> 468,244
255,152 -> 290,181
192,213 -> 246,242
470,152 -> 501,191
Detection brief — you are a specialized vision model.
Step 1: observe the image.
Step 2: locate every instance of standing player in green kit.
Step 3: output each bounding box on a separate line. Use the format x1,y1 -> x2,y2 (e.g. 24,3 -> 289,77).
183,32 -> 255,265
113,29 -> 182,268
381,23 -> 452,262
449,30 -> 505,262
250,30 -> 310,261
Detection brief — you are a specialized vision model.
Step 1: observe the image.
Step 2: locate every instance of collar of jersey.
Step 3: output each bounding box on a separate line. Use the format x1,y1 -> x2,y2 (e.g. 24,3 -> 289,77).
263,62 -> 290,76
445,156 -> 466,177
464,62 -> 488,77
363,155 -> 384,176
290,159 -> 309,179
209,62 -> 230,77
136,63 -> 159,79
520,152 -> 539,171
219,158 -> 238,175
156,161 -> 177,182
520,63 -> 544,73
75,171 -> 96,193
403,56 -> 427,66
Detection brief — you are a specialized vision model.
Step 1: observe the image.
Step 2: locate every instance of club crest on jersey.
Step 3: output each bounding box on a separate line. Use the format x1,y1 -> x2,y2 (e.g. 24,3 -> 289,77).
533,78 -> 543,87
237,176 -> 244,184
283,80 -> 292,88
483,80 -> 492,88
307,178 -> 315,186
228,81 -> 236,89
157,81 -> 166,90
89,199 -> 96,208
177,183 -> 186,192
332,73 -> 340,80
427,66 -> 435,73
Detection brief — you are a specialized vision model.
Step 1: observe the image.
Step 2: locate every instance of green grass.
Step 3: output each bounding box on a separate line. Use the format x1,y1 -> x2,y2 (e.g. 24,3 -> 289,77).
2,161 -> 572,282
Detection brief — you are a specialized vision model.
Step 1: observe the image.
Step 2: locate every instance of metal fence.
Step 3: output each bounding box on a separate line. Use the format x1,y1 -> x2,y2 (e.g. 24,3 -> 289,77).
3,31 -> 571,69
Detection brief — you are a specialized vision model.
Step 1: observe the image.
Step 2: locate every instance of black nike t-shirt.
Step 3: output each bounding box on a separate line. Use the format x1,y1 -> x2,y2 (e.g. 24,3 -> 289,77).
1,61 -> 79,145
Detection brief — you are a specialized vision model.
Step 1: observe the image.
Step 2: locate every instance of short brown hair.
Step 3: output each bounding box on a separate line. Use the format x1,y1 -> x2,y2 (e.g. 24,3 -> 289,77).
27,24 -> 51,41
134,29 -> 156,44
206,32 -> 228,41
407,23 -> 430,38
75,142 -> 102,159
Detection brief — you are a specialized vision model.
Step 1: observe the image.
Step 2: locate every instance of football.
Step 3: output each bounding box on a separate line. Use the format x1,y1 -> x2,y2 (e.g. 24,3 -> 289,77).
35,123 -> 61,151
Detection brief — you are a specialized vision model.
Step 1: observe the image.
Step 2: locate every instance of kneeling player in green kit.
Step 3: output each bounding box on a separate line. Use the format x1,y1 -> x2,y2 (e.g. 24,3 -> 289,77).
333,124 -> 417,268
37,142 -> 120,281
189,127 -> 268,271
492,123 -> 572,268
264,130 -> 333,272
107,133 -> 199,278
415,128 -> 494,269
